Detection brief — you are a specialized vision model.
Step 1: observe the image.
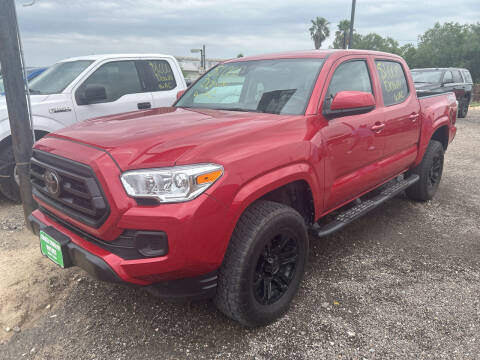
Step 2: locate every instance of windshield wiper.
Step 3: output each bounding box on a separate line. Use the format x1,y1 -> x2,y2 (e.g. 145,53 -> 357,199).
28,88 -> 41,94
215,107 -> 264,113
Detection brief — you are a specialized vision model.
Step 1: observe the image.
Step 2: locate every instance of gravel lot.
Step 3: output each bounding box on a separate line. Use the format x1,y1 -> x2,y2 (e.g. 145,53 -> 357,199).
1,109 -> 479,360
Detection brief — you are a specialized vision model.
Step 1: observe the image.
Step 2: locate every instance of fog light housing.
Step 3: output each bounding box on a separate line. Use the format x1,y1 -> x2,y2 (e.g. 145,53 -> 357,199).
135,231 -> 168,257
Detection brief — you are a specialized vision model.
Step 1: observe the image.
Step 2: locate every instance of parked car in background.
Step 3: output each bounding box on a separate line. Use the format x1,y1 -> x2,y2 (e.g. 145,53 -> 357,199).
0,66 -> 47,96
29,50 -> 457,326
0,54 -> 187,202
411,67 -> 473,118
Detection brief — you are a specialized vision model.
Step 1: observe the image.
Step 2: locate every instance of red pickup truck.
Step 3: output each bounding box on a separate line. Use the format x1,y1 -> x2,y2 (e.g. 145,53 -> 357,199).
29,50 -> 457,327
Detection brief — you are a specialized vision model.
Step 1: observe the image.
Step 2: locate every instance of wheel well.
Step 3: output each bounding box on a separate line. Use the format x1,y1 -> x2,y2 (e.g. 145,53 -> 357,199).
0,130 -> 49,149
258,180 -> 315,225
431,125 -> 449,151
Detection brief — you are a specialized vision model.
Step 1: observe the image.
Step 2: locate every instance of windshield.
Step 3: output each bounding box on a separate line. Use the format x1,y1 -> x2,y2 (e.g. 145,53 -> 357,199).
28,60 -> 93,95
411,70 -> 443,84
176,58 -> 324,115
0,76 -> 4,94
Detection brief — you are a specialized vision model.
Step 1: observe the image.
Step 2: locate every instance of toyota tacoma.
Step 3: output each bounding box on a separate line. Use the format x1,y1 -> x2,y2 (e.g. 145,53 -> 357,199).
29,50 -> 457,327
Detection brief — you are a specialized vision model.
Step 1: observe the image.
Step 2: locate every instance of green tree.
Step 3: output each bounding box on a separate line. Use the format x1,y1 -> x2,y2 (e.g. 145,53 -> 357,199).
309,17 -> 330,49
332,19 -> 352,49
412,22 -> 480,82
354,33 -> 401,54
399,43 -> 417,68
237,53 -> 244,58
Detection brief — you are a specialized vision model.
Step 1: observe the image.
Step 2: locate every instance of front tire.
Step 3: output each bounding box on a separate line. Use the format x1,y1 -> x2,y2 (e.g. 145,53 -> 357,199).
0,144 -> 21,203
214,200 -> 308,327
406,140 -> 444,202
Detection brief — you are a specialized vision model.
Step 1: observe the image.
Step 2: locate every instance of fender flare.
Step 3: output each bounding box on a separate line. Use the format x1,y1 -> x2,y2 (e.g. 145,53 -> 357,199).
225,162 -> 321,231
414,115 -> 450,167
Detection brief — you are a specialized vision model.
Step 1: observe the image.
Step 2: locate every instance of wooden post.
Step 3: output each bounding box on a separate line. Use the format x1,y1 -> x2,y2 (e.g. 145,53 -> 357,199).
0,0 -> 36,231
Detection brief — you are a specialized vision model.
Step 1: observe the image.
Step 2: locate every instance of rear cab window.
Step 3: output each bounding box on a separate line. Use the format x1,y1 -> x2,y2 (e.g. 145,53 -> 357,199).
375,60 -> 409,106
146,60 -> 177,91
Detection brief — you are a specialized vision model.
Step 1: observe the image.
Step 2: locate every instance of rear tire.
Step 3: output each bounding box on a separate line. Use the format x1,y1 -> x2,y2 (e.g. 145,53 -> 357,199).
0,144 -> 21,203
457,96 -> 469,118
214,200 -> 308,327
406,140 -> 444,202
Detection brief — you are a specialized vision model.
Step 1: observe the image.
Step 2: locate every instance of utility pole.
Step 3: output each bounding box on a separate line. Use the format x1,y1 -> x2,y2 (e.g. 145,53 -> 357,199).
191,45 -> 207,74
0,0 -> 36,231
348,0 -> 356,49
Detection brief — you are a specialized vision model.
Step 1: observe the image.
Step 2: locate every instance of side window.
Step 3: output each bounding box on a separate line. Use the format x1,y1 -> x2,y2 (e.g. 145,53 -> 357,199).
463,70 -> 473,83
443,71 -> 453,83
452,70 -> 463,83
375,60 -> 409,106
326,60 -> 372,103
77,61 -> 143,103
146,60 -> 177,91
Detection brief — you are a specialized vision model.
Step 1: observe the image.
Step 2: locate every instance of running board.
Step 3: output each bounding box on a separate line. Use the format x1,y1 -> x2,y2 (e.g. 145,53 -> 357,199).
309,175 -> 420,238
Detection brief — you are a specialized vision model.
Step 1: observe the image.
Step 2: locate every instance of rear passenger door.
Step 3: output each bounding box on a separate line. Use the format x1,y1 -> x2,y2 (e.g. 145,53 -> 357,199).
142,59 -> 185,108
451,70 -> 466,100
73,60 -> 153,121
374,59 -> 420,176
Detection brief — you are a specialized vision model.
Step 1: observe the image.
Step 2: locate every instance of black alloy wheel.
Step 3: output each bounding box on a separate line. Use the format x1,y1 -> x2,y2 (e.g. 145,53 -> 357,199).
428,152 -> 442,190
253,232 -> 299,305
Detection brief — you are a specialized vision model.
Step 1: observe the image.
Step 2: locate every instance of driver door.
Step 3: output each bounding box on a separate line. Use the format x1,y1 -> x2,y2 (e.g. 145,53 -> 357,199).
321,56 -> 385,209
73,60 -> 153,122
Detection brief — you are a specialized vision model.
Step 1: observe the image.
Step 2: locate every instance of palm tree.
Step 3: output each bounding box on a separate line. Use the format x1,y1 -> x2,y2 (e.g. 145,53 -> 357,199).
337,20 -> 351,48
309,17 -> 330,49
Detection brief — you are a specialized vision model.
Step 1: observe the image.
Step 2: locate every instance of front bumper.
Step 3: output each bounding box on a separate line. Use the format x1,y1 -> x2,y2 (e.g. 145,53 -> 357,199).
29,211 -> 219,300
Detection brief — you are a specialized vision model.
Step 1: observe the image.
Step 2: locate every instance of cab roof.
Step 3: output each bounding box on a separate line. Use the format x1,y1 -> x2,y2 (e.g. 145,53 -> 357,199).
58,53 -> 176,63
224,49 -> 403,63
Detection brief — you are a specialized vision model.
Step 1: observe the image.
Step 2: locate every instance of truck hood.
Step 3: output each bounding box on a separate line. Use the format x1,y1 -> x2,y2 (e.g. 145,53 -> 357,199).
49,107 -> 300,170
0,94 -> 51,120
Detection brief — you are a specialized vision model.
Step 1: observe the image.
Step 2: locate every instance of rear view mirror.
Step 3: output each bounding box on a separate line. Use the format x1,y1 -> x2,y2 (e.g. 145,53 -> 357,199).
84,84 -> 107,104
324,91 -> 375,118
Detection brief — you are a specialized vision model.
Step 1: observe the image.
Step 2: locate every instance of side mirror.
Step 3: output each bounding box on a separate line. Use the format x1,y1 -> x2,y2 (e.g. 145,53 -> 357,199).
84,84 -> 107,104
325,91 -> 375,118
176,89 -> 186,99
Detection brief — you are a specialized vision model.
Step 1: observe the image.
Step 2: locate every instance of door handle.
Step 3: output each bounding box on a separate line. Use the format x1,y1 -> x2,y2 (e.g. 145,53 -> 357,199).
371,122 -> 385,132
137,102 -> 151,110
408,113 -> 419,122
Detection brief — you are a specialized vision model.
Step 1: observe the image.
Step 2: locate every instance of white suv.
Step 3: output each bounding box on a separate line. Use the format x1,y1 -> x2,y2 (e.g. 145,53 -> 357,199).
0,54 -> 187,201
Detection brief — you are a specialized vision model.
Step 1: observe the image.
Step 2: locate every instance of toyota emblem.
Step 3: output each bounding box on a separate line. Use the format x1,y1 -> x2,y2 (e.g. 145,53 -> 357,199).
44,169 -> 60,196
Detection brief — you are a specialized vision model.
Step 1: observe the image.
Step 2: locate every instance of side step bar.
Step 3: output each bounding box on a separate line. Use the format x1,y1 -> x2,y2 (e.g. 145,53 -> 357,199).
309,175 -> 420,238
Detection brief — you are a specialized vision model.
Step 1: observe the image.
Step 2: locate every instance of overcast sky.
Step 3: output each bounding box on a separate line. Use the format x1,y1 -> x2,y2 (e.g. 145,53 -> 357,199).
15,0 -> 480,66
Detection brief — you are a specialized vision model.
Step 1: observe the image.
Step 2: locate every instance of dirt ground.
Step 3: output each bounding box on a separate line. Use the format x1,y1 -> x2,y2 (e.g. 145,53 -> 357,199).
0,109 -> 479,360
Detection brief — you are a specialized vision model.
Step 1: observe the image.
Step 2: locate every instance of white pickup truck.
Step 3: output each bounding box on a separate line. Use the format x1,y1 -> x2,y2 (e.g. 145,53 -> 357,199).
0,54 -> 187,201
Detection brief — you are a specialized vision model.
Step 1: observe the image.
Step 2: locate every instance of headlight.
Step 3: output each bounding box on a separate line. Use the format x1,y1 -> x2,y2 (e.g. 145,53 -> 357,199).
121,164 -> 223,203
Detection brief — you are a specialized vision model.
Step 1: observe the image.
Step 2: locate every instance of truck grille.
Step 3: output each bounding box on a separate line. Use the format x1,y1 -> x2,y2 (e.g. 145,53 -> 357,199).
30,150 -> 109,228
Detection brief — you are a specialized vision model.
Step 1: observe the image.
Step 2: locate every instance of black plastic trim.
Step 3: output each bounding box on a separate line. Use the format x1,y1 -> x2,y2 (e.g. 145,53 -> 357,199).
31,150 -> 110,229
38,207 -> 160,260
30,213 -> 217,300
30,215 -> 122,283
